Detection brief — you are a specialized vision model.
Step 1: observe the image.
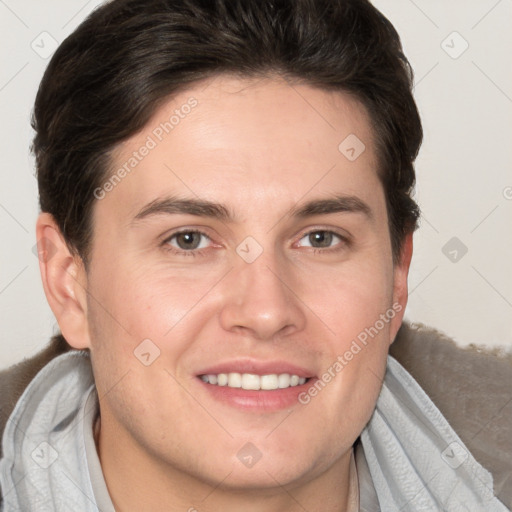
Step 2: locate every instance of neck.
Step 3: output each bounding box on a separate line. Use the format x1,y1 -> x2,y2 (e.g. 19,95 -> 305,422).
95,414 -> 359,512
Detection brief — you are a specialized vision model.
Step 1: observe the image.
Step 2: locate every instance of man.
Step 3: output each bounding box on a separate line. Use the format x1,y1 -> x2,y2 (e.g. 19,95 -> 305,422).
0,0 -> 509,510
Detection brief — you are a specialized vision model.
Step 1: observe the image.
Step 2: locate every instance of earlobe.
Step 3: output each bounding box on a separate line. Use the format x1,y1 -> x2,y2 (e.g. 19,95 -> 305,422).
389,232 -> 414,343
35,213 -> 91,350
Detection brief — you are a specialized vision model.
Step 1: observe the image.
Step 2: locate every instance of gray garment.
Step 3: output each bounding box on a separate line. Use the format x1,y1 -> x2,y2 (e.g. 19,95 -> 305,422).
355,440 -> 380,511
0,351 -> 508,511
82,388 -> 116,512
360,357 -> 509,511
1,351 -> 98,510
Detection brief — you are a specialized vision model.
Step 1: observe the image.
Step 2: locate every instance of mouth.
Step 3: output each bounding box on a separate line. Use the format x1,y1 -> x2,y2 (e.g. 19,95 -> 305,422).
198,372 -> 311,390
195,361 -> 317,411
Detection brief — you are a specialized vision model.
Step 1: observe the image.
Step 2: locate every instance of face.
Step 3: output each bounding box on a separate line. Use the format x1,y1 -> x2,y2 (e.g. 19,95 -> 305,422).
60,75 -> 410,491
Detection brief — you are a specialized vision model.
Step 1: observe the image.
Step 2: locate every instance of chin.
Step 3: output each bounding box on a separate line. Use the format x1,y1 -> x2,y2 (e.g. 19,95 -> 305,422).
218,460 -> 313,491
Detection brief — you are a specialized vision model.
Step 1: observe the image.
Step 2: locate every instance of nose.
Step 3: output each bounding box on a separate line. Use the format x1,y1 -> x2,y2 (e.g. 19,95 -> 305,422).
219,252 -> 306,341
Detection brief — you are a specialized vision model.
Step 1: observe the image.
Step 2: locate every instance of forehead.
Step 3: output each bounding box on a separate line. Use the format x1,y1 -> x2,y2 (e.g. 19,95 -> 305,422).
100,74 -> 383,223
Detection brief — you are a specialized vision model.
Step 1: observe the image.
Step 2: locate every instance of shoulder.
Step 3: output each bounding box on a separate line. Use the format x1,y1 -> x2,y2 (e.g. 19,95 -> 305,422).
390,321 -> 512,508
0,334 -> 72,458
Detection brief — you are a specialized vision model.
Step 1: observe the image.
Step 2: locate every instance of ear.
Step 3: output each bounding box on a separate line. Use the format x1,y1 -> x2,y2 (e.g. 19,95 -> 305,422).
389,232 -> 413,343
35,213 -> 91,349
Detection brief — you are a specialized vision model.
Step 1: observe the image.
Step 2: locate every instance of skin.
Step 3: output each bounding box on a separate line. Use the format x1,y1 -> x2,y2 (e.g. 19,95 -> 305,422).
37,74 -> 413,512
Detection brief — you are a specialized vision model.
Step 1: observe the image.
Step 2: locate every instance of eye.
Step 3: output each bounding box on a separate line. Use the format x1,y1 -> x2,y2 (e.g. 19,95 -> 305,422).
297,230 -> 344,249
165,230 -> 211,251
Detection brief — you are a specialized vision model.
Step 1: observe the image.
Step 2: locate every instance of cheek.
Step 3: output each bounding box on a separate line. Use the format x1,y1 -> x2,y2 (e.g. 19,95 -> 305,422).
88,251 -> 218,341
297,254 -> 394,422
304,254 -> 395,341
85,257 -> 227,409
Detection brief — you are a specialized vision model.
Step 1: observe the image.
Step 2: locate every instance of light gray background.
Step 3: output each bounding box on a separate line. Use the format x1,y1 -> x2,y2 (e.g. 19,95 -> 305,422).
1,0 -> 511,369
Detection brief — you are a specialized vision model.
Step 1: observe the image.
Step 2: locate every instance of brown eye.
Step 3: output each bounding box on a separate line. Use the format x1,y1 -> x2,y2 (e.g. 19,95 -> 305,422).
298,230 -> 342,249
308,231 -> 334,248
168,231 -> 209,251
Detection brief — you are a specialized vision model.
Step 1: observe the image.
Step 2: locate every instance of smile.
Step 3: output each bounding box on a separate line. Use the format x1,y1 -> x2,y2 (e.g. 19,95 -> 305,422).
199,372 -> 309,390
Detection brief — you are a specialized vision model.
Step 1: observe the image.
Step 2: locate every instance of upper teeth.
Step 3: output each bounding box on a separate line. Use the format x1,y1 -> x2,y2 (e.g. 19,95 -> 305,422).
200,373 -> 307,390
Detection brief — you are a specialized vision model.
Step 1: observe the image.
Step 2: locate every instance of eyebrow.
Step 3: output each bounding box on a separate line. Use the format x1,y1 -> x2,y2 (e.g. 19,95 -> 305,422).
132,196 -> 232,224
131,194 -> 373,225
290,195 -> 372,220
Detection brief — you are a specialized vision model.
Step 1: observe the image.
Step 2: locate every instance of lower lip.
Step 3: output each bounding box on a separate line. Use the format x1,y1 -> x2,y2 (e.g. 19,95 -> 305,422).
196,377 -> 318,412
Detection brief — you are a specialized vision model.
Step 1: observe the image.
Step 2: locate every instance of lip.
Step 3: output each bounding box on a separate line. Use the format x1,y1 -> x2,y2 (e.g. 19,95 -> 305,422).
194,358 -> 318,412
196,359 -> 316,379
197,378 -> 318,411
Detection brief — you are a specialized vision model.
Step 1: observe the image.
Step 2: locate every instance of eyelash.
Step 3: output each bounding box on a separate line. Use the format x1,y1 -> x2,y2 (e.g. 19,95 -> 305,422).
161,229 -> 210,258
295,230 -> 350,254
161,228 -> 350,257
